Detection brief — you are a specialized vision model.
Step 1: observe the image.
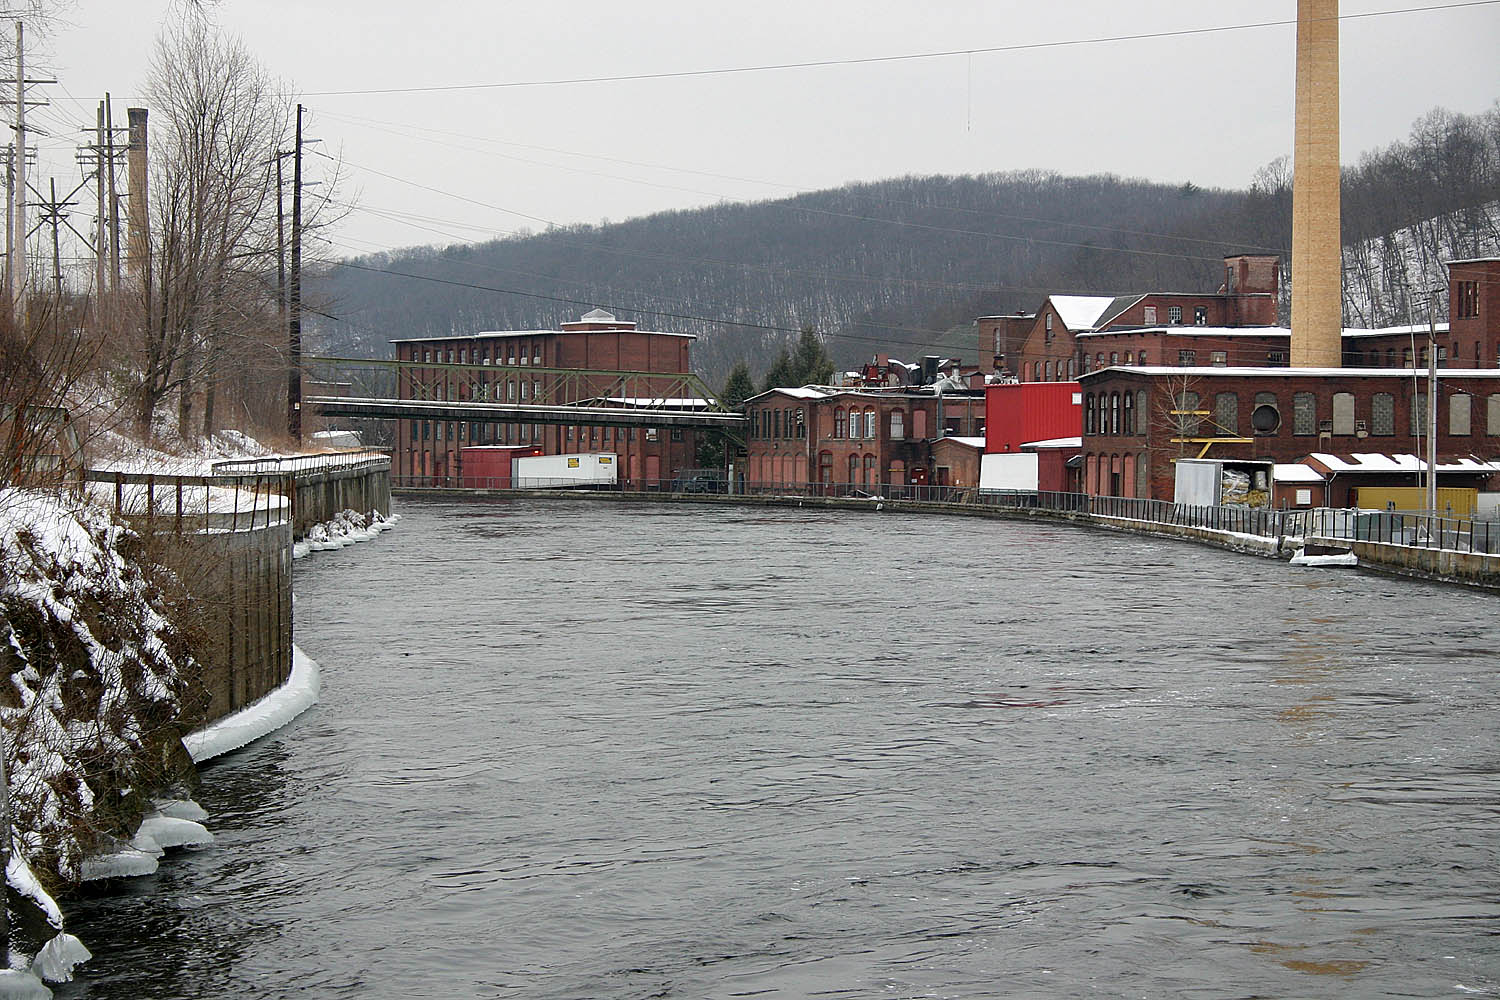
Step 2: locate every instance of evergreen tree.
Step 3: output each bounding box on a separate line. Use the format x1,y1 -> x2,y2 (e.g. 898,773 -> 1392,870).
721,360 -> 755,412
760,348 -> 797,394
791,327 -> 835,386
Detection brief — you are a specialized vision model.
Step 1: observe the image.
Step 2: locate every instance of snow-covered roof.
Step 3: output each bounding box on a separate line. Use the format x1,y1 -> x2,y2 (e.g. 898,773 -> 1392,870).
390,328 -> 696,343
938,436 -> 986,449
1273,463 -> 1326,483
1021,436 -> 1083,450
1048,295 -> 1117,332
1081,366 -> 1500,379
580,308 -> 615,321
599,396 -> 712,409
1343,322 -> 1451,338
1307,453 -> 1500,474
1076,325 -> 1290,340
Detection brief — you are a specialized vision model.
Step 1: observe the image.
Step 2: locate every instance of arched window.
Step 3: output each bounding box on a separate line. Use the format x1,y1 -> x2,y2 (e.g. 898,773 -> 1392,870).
1032,361 -> 1041,382
835,408 -> 846,438
1045,360 -> 1054,381
1138,350 -> 1148,365
1110,392 -> 1121,434
1123,391 -> 1134,435
890,410 -> 905,440
1085,393 -> 1096,435
847,454 -> 859,485
1097,353 -> 1105,370
1067,358 -> 1076,379
865,409 -> 877,439
818,451 -> 833,483
796,409 -> 806,438
863,455 -> 877,486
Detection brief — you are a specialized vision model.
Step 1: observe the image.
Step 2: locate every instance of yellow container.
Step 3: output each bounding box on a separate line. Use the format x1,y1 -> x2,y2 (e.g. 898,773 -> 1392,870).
1353,486 -> 1477,516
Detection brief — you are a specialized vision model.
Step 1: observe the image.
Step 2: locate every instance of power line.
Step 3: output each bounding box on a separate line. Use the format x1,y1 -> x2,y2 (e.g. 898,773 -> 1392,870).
301,2 -> 1500,97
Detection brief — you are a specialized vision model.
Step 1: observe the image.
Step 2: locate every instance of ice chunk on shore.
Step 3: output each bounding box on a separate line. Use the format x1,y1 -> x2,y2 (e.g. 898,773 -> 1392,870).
0,970 -> 51,999
152,798 -> 209,822
134,815 -> 213,852
79,848 -> 159,881
183,645 -> 321,763
32,934 -> 91,984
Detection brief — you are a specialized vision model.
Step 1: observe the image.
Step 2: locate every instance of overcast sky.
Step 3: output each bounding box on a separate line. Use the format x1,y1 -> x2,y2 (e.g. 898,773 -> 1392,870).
29,0 -> 1500,259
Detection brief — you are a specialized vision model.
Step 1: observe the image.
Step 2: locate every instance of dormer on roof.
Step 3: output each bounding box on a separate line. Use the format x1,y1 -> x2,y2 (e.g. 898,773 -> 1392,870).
561,308 -> 637,332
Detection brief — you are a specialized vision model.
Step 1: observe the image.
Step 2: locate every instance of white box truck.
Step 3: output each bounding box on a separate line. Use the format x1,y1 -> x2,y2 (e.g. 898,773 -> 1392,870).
513,452 -> 619,489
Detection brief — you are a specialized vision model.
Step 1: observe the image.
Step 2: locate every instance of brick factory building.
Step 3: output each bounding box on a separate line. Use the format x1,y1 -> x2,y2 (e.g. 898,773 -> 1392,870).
1077,366 -> 1500,503
744,382 -> 986,490
391,309 -> 701,486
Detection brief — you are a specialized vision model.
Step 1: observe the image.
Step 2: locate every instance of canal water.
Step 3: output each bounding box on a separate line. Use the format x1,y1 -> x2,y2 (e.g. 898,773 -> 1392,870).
61,500 -> 1500,999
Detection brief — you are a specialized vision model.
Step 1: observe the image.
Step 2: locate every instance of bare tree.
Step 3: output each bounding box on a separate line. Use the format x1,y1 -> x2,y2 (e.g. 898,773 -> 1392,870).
126,18 -> 288,440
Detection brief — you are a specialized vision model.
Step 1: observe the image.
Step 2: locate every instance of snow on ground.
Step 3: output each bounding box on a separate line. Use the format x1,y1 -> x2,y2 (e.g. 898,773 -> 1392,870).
183,645 -> 321,764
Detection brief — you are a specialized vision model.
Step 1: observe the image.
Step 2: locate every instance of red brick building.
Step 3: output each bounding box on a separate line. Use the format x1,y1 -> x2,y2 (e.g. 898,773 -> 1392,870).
1447,258 -> 1500,368
391,309 -> 700,486
744,384 -> 985,489
1016,254 -> 1283,382
1077,366 -> 1500,502
976,312 -> 1035,376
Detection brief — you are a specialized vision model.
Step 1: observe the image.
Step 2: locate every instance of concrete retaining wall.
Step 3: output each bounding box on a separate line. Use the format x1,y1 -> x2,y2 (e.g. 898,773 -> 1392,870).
1313,535 -> 1500,588
293,461 -> 391,537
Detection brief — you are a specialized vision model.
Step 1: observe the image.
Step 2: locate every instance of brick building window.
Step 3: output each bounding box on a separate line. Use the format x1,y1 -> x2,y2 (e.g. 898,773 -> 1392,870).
1372,393 -> 1395,435
1211,351 -> 1227,366
1045,313 -> 1054,342
1168,305 -> 1183,324
1451,394 -> 1472,436
1144,305 -> 1157,325
1332,392 -> 1356,435
890,410 -> 905,440
1293,393 -> 1317,435
1138,351 -> 1148,365
1110,352 -> 1119,366
1032,362 -> 1041,382
864,455 -> 877,486
1174,391 -> 1201,436
1110,392 -> 1121,434
1268,350 -> 1287,365
1194,306 -> 1208,325
1214,392 -> 1238,435
796,409 -> 807,439
1045,360 -> 1054,380
848,410 -> 861,439
847,455 -> 858,484
864,409 -> 876,439
1067,359 -> 1076,379
835,408 -> 847,438
1178,350 -> 1196,365
671,428 -> 684,442
1123,391 -> 1134,435
1488,394 -> 1500,435
1457,280 -> 1480,318
1136,390 -> 1148,431
1085,393 -> 1096,435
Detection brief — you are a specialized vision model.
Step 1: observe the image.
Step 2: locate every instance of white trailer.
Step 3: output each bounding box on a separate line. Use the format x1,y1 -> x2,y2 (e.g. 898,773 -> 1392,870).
513,452 -> 619,489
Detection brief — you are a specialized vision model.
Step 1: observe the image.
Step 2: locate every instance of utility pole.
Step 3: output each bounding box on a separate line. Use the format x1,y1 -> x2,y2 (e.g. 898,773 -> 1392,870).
9,21 -> 25,315
105,95 -> 120,289
1426,290 -> 1439,515
288,103 -> 303,442
94,101 -> 106,299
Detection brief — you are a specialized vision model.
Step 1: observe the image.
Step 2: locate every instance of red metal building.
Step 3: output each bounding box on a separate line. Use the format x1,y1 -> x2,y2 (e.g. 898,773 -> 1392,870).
984,381 -> 1083,453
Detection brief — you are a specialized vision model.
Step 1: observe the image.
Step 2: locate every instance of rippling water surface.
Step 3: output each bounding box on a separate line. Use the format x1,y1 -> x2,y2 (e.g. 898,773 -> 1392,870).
61,500 -> 1500,998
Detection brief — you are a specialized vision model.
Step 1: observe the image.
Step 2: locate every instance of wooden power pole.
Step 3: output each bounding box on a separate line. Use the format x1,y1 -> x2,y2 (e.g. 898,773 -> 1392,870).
288,103 -> 303,442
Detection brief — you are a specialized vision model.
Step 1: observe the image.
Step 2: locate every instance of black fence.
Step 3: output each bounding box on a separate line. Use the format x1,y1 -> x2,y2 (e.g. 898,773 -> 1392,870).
83,470 -> 294,533
1288,508 -> 1500,555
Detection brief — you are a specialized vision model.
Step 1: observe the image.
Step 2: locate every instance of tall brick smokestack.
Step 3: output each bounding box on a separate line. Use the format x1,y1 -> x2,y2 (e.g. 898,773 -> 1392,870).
1289,0 -> 1342,368
127,107 -> 150,288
